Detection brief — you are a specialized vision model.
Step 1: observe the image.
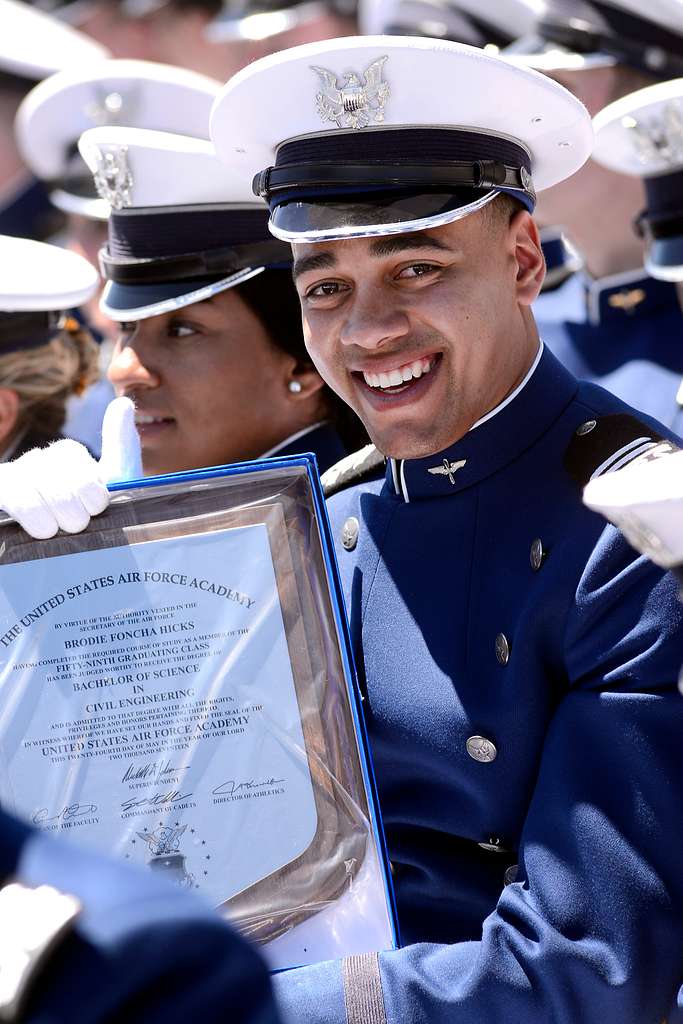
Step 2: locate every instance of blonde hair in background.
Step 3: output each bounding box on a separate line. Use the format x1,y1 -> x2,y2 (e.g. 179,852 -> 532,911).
0,321 -> 99,440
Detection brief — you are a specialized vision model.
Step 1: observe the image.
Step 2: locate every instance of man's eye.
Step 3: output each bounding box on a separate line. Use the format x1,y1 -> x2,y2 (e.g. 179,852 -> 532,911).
306,281 -> 343,298
398,263 -> 439,279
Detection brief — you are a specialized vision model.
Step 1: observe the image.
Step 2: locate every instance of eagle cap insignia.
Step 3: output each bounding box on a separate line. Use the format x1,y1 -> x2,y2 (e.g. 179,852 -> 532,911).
311,55 -> 390,130
623,100 -> 683,166
93,146 -> 133,210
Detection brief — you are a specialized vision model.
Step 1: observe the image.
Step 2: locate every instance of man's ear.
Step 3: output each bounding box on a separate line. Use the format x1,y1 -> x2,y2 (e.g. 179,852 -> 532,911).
511,210 -> 545,306
0,388 -> 20,448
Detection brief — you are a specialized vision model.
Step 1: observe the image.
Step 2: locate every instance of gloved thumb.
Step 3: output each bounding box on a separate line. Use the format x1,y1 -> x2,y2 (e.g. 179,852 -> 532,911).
98,396 -> 143,484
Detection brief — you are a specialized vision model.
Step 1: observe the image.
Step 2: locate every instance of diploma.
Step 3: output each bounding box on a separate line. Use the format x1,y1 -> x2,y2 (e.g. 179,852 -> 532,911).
0,458 -> 396,969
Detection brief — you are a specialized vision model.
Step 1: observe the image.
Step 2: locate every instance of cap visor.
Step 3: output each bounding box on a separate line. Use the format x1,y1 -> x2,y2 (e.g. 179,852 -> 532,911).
268,188 -> 514,243
100,267 -> 265,321
645,237 -> 683,282
50,189 -> 110,220
503,35 -> 615,72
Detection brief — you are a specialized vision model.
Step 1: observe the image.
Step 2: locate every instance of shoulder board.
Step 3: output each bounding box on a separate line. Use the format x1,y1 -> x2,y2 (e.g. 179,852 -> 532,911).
564,413 -> 680,489
321,444 -> 385,498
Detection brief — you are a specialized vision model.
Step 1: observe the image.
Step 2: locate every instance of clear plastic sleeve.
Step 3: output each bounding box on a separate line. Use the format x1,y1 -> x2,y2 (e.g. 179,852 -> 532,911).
0,457 -> 397,970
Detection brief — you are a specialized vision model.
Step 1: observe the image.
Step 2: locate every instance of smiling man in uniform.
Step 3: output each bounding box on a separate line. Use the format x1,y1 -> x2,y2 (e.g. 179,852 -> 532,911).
207,36 -> 683,1023
2,32 -> 683,1024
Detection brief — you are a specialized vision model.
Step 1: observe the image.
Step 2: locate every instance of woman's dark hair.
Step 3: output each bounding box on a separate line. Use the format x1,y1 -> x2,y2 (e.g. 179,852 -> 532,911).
235,268 -> 369,453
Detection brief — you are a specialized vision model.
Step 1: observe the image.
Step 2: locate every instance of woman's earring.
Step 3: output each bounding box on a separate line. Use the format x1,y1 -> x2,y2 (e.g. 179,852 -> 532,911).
288,380 -> 303,394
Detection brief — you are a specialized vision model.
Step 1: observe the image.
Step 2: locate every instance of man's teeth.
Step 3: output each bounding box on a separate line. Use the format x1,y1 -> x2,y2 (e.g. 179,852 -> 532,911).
363,357 -> 435,389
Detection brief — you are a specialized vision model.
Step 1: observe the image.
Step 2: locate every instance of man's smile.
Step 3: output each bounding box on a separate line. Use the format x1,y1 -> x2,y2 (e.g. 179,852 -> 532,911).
351,353 -> 443,407
360,355 -> 438,390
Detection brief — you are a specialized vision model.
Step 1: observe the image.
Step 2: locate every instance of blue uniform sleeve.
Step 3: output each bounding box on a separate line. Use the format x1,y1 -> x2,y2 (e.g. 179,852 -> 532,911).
273,535 -> 683,1024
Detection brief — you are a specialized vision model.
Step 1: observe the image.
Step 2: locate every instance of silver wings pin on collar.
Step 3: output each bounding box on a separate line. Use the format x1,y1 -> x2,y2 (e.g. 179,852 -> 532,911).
311,56 -> 390,130
428,458 -> 467,485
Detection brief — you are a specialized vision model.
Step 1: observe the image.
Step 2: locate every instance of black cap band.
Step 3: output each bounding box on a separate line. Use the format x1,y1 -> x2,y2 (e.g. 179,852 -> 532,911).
634,171 -> 683,240
254,127 -> 535,209
100,238 -> 290,284
0,311 -> 61,353
254,159 -> 533,200
102,205 -> 291,284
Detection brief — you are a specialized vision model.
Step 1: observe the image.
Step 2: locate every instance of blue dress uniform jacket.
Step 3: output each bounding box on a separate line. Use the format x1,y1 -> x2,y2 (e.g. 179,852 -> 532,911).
538,271 -> 683,434
272,345 -> 683,1024
0,810 -> 279,1023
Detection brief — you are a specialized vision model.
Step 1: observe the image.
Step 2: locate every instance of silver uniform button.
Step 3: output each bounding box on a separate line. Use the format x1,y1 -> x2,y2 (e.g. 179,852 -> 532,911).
341,516 -> 359,551
576,419 -> 597,436
530,538 -> 545,572
495,633 -> 510,665
466,735 -> 498,763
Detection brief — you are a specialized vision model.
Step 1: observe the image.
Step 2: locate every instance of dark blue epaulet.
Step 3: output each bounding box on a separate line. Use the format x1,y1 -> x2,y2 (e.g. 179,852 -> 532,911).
564,412 -> 679,488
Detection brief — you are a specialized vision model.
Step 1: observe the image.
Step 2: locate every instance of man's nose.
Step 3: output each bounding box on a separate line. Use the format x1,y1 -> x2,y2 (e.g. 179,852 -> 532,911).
107,332 -> 161,392
339,286 -> 411,350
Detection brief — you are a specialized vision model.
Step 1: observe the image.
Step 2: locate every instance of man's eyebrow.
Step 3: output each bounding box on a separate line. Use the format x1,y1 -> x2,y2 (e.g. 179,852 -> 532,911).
292,251 -> 337,281
369,233 -> 454,257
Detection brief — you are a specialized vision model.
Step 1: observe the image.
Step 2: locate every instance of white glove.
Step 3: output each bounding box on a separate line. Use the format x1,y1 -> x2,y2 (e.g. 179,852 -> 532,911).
583,449 -> 683,568
0,396 -> 142,539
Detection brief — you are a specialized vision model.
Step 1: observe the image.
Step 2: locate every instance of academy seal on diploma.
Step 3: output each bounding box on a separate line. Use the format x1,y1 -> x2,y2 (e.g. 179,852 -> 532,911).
0,456 -> 396,970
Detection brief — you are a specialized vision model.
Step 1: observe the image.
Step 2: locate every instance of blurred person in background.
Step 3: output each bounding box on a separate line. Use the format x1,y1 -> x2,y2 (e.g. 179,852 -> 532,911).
203,0 -> 357,73
43,0 -> 229,77
14,58 -> 222,454
0,235 -> 100,459
42,0 -> 357,83
0,0 -> 106,240
76,126 -> 363,477
588,75 -> 683,433
507,0 -> 683,427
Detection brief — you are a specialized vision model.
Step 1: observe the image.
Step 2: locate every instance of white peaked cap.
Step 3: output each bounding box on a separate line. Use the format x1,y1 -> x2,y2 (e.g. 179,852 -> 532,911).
78,128 -> 279,322
0,235 -> 99,312
592,79 -> 683,281
210,35 -> 593,242
592,78 -> 683,177
0,0 -> 108,82
506,0 -> 683,75
584,450 -> 683,568
359,0 -> 543,44
16,60 -> 222,218
211,36 -> 592,193
612,0 -> 683,33
78,126 -> 260,208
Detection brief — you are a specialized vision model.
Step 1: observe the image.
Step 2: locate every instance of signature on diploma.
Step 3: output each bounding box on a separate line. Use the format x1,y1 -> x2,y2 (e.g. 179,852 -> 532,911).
121,760 -> 189,784
120,790 -> 193,813
33,802 -> 98,825
212,777 -> 285,797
